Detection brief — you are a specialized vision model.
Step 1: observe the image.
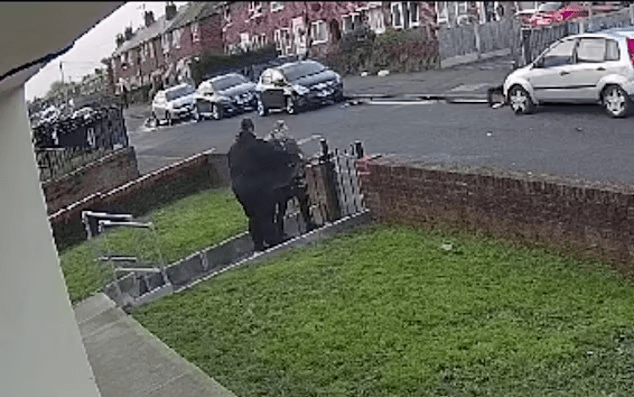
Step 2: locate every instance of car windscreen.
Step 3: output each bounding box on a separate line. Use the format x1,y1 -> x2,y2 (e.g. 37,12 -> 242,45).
212,75 -> 247,91
280,62 -> 326,82
165,86 -> 194,101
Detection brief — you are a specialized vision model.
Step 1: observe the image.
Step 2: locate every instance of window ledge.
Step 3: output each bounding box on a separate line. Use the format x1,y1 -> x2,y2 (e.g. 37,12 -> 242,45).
312,39 -> 328,45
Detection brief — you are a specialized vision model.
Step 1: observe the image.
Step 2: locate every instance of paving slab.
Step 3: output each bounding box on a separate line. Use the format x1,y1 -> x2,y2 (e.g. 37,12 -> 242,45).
75,293 -> 236,397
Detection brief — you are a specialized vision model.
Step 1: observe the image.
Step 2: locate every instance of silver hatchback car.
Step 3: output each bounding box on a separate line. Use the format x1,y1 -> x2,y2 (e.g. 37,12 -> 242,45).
504,27 -> 634,118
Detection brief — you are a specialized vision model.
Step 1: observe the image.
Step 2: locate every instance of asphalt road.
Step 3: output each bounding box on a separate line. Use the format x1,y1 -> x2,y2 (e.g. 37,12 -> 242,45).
128,101 -> 634,185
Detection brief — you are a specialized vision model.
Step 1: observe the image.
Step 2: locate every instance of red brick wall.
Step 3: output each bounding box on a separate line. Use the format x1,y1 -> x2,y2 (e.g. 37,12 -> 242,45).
49,151 -> 230,250
357,155 -> 634,278
42,147 -> 140,215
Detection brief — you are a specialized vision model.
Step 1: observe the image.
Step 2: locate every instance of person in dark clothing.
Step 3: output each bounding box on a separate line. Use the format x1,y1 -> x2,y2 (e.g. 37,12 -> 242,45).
228,118 -> 280,251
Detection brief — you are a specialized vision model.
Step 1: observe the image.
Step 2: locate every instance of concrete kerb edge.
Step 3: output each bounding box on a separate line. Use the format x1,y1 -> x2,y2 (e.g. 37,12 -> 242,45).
175,210 -> 373,294
346,93 -> 490,104
82,293 -> 238,397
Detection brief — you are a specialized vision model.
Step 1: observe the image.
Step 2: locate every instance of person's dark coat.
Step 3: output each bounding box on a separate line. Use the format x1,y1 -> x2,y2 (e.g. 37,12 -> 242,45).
228,132 -> 280,249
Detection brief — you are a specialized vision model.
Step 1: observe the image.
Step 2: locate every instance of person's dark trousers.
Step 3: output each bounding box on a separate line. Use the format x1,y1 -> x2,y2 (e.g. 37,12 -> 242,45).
233,185 -> 278,251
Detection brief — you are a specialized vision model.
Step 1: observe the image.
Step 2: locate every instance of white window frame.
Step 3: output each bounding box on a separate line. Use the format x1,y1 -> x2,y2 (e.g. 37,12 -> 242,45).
391,2 -> 404,29
311,20 -> 329,44
128,50 -> 134,66
436,1 -> 449,24
223,5 -> 231,23
172,28 -> 182,49
456,2 -> 468,17
270,1 -> 284,12
368,7 -> 385,34
149,41 -> 155,58
162,32 -> 171,54
409,2 -> 420,27
248,1 -> 263,17
342,12 -> 361,33
368,1 -> 382,8
260,33 -> 267,46
191,22 -> 200,43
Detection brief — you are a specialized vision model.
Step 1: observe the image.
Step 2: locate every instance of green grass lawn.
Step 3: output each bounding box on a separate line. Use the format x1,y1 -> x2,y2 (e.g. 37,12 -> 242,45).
133,225 -> 634,397
59,188 -> 247,304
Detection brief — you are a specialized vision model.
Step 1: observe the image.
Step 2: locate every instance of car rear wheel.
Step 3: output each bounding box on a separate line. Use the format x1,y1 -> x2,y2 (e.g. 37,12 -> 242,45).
286,96 -> 298,115
212,103 -> 223,120
602,85 -> 631,118
257,97 -> 268,117
508,85 -> 535,115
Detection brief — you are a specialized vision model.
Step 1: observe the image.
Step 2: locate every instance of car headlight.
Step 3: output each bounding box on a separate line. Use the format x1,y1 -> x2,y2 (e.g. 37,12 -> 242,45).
292,84 -> 310,95
217,95 -> 231,103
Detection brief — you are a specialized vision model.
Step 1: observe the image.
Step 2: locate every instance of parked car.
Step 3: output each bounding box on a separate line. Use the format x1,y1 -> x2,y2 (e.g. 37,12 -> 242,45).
504,28 -> 634,118
151,83 -> 196,126
40,106 -> 60,124
194,73 -> 257,120
255,59 -> 344,116
72,106 -> 95,121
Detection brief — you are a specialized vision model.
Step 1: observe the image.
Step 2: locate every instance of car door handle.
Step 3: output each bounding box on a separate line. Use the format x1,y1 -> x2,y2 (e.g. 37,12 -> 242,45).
597,67 -> 606,71
559,70 -> 570,76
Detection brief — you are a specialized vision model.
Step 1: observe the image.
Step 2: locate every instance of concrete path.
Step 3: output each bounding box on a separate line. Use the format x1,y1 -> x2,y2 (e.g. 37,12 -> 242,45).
74,293 -> 236,397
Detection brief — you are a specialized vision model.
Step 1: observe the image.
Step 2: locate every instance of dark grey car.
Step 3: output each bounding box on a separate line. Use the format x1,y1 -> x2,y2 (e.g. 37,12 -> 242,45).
194,73 -> 257,120
255,60 -> 344,116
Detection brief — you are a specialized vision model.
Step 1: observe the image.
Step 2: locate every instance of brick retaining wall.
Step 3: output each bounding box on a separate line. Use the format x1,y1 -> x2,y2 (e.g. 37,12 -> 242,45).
50,151 -> 230,250
356,155 -> 634,278
42,147 -> 140,215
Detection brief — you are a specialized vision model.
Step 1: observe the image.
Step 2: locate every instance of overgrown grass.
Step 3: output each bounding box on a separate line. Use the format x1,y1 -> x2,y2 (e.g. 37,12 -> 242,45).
134,224 -> 634,397
59,188 -> 247,304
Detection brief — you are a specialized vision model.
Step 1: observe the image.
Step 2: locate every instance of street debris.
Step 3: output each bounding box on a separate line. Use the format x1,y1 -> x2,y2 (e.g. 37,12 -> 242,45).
575,127 -> 583,132
360,71 -> 369,77
441,243 -> 452,251
377,70 -> 390,77
486,131 -> 493,137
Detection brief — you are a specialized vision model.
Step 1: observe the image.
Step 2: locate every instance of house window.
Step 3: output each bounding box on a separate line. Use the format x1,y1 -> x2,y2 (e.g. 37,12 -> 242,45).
162,32 -> 171,54
275,28 -> 291,54
172,28 -> 182,49
343,13 -> 362,33
391,2 -> 403,28
271,1 -> 284,12
223,5 -> 231,23
436,1 -> 449,24
261,33 -> 267,45
128,50 -> 134,66
456,2 -> 468,16
249,1 -> 262,16
251,35 -> 260,49
191,22 -> 200,43
369,7 -> 385,34
149,41 -> 155,58
311,20 -> 329,44
409,2 -> 419,27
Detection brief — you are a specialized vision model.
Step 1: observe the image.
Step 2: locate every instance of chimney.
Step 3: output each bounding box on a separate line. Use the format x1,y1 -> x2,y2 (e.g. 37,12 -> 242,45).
165,2 -> 177,20
144,10 -> 155,27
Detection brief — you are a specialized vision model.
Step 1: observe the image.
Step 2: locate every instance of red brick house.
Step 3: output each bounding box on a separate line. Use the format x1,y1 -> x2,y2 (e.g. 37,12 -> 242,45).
219,1 -> 438,58
111,2 -> 223,94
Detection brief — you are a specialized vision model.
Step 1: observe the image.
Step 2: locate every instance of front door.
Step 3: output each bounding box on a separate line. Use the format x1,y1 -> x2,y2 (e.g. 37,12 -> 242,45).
529,38 -> 579,102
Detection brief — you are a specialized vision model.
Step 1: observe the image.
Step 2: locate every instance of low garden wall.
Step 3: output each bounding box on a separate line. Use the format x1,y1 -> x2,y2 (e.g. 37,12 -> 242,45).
357,155 -> 634,278
49,150 -> 231,250
42,146 -> 139,215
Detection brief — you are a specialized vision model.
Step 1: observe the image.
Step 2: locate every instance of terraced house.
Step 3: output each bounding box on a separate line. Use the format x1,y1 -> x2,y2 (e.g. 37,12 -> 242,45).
110,1 -> 520,95
219,1 -> 439,58
111,2 -> 223,94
